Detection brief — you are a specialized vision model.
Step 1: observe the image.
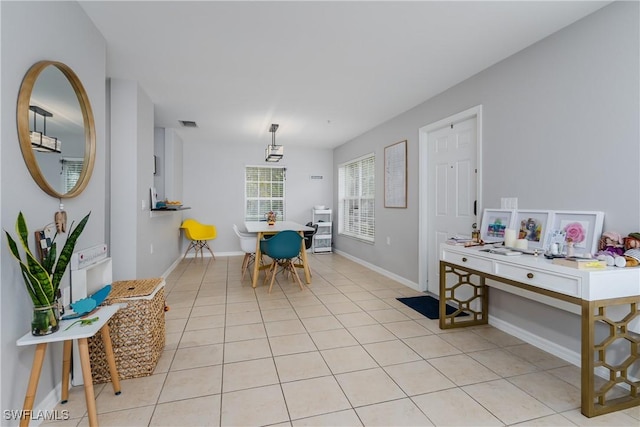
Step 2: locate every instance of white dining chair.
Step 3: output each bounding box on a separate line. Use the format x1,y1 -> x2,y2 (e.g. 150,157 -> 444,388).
233,224 -> 259,280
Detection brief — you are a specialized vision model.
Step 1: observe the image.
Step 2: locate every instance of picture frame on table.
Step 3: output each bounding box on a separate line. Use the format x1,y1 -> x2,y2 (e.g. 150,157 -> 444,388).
515,210 -> 551,250
549,211 -> 604,255
480,209 -> 515,242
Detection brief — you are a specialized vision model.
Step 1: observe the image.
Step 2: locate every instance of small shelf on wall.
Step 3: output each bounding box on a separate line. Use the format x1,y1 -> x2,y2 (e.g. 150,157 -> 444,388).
150,206 -> 190,212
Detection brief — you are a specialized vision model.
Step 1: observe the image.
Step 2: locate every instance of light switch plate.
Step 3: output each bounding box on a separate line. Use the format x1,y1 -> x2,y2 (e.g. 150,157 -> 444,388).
501,197 -> 518,209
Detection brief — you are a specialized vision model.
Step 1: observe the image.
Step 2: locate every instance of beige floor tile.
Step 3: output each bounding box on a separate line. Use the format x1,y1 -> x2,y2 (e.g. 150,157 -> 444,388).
265,318 -> 307,337
225,310 -> 263,326
506,343 -> 571,370
262,307 -> 299,322
95,374 -> 166,413
294,304 -> 332,318
184,314 -> 224,331
193,295 -> 224,307
355,398 -> 434,426
472,325 -> 525,346
224,322 -> 266,342
508,372 -> 581,412
223,337 -> 272,363
382,320 -> 432,339
384,360 -> 455,396
428,353 -> 501,386
158,364 -> 222,403
321,345 -> 378,374
301,315 -> 344,332
362,339 -> 421,366
78,405 -> 155,427
355,299 -> 394,311
165,291 -> 198,308
560,408 -> 640,426
345,291 -> 378,302
164,306 -> 192,320
164,331 -> 181,351
439,330 -> 498,352
335,367 -> 406,407
269,332 -> 317,356
222,357 -> 279,392
335,312 -> 378,327
258,298 -> 293,310
469,348 -> 539,377
309,329 -> 358,350
317,293 -> 351,304
412,388 -> 503,426
221,384 -> 289,426
165,318 -> 188,334
281,376 -> 351,420
326,301 -> 364,315
347,324 -> 397,344
403,334 -> 463,359
292,409 -> 362,426
189,304 -> 225,317
153,349 -> 175,374
170,343 -> 223,371
179,327 -> 224,348
150,395 -> 220,426
274,352 -> 332,383
463,379 -> 555,425
367,308 -> 411,323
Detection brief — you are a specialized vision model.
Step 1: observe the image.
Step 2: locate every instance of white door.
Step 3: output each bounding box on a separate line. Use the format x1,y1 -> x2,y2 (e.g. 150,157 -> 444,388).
419,108 -> 480,295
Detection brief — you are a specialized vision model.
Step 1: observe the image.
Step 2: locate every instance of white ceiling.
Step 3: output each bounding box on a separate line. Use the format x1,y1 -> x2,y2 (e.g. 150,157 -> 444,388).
79,1 -> 609,149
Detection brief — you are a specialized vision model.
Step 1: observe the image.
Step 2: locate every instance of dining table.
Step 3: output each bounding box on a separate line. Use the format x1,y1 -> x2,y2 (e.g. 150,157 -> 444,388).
244,221 -> 315,288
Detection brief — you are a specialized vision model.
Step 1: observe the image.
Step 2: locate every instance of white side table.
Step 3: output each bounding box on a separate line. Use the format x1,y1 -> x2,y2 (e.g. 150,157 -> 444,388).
16,304 -> 124,427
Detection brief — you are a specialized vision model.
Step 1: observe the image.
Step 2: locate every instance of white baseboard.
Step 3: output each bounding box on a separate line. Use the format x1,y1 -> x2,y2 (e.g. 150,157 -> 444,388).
333,249 -> 420,291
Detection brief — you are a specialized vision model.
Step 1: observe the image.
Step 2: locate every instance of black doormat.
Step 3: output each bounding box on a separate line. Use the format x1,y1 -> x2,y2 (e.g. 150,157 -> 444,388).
396,295 -> 468,320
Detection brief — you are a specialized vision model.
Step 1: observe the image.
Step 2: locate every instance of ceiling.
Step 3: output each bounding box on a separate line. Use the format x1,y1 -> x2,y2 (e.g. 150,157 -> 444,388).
79,1 -> 609,150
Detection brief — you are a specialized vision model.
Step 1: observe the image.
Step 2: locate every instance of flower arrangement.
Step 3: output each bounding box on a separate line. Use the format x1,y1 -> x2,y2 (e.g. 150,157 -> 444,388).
5,211 -> 90,334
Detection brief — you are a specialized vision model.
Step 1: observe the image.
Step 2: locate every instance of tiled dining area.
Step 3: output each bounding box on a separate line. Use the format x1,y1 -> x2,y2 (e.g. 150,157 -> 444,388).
48,253 -> 639,426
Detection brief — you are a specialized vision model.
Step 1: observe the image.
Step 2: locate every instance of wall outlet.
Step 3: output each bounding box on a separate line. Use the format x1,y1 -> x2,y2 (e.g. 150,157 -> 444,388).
150,243 -> 154,254
141,199 -> 146,211
501,197 -> 518,209
386,236 -> 391,245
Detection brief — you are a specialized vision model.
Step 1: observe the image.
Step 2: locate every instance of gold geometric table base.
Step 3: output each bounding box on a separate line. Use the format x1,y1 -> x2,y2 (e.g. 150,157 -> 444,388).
439,261 -> 640,418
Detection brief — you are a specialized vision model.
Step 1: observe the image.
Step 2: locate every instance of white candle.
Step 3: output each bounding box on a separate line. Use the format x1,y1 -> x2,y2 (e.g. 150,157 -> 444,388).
515,239 -> 528,250
504,229 -> 517,248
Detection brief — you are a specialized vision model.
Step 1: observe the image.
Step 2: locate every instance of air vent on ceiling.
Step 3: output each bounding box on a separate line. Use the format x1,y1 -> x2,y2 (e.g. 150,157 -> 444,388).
179,120 -> 198,128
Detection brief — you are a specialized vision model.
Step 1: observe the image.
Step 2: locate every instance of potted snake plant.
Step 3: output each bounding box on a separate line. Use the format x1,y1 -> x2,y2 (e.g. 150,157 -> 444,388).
5,211 -> 90,335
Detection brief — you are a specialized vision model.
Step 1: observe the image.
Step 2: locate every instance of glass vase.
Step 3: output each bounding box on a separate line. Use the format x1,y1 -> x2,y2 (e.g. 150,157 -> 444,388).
31,304 -> 60,336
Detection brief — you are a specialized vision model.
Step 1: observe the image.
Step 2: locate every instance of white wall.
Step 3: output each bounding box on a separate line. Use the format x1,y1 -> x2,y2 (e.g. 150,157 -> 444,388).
1,1 -> 107,418
333,2 -> 639,358
110,80 -> 183,281
182,141 -> 334,255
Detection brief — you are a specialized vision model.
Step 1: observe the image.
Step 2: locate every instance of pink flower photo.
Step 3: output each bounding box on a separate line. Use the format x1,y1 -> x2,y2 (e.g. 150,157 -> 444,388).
563,221 -> 586,245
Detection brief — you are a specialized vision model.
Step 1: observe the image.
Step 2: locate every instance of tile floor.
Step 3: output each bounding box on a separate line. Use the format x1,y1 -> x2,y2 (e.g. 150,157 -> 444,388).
48,253 -> 640,426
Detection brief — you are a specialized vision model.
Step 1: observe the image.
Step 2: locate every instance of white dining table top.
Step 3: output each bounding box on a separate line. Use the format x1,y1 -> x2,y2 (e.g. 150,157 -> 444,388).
244,221 -> 314,233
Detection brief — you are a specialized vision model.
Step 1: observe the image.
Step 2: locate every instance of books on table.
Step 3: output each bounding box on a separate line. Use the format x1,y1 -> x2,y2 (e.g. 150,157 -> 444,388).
552,257 -> 607,269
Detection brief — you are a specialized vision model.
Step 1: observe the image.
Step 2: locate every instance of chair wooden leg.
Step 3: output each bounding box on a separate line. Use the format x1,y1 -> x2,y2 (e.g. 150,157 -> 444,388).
288,261 -> 304,291
268,261 -> 279,293
241,253 -> 250,279
204,241 -> 215,259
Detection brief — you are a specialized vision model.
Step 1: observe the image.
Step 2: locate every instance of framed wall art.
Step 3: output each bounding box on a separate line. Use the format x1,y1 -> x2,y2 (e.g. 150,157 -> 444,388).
480,209 -> 515,242
384,140 -> 407,208
549,211 -> 604,255
515,210 -> 551,249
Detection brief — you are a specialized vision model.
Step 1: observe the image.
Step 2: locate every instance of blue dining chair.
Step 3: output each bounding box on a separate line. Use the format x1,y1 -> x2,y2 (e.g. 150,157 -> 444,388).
260,230 -> 304,293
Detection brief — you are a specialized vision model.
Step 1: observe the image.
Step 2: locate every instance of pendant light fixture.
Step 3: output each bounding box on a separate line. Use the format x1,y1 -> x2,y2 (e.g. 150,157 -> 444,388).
265,123 -> 283,162
29,105 -> 61,153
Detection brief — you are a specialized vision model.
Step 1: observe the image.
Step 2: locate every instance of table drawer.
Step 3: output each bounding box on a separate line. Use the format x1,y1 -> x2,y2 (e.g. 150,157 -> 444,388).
441,249 -> 493,274
495,262 -> 581,298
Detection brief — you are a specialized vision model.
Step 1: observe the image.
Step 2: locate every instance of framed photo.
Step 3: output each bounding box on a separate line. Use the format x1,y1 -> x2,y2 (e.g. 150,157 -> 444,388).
480,209 -> 515,242
549,211 -> 604,255
384,140 -> 407,208
515,210 -> 551,249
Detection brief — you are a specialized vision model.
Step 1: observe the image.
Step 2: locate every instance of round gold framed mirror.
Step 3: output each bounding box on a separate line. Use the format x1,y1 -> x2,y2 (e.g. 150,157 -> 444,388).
17,61 -> 96,199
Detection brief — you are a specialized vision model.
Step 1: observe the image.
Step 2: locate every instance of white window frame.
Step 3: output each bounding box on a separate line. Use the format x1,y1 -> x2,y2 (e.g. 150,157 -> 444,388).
244,165 -> 286,221
338,152 -> 375,243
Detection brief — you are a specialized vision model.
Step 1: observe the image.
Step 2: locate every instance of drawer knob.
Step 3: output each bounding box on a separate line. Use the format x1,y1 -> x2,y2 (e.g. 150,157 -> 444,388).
526,272 -> 534,279
462,257 -> 468,262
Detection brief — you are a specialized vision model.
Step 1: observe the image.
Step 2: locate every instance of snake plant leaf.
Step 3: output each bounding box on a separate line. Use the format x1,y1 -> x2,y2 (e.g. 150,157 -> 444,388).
52,212 -> 90,293
42,240 -> 57,275
6,229 -> 52,306
15,214 -> 54,303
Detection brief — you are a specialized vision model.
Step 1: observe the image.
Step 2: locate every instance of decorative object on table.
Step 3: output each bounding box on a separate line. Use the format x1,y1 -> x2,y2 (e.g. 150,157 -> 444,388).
514,210 -> 551,250
549,211 -> 604,256
62,284 -> 111,320
624,248 -> 640,267
54,203 -> 67,233
624,232 -> 640,250
471,223 -> 480,243
480,208 -> 515,243
552,257 -> 606,269
265,210 -> 277,225
5,211 -> 90,335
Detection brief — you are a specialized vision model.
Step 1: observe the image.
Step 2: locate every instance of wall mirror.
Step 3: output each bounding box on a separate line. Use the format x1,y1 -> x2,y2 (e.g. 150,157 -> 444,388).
17,61 -> 96,198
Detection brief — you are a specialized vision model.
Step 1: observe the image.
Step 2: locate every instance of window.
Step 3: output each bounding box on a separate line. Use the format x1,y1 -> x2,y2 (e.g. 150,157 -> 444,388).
245,166 -> 286,221
338,153 -> 375,242
61,158 -> 83,193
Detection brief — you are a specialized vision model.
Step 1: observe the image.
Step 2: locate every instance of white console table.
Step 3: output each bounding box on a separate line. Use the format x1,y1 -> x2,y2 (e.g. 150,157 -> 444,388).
439,244 -> 640,418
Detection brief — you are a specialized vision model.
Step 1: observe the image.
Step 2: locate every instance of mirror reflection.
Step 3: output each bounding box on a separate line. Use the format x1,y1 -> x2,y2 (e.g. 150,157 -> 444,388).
30,66 -> 86,194
17,61 -> 95,199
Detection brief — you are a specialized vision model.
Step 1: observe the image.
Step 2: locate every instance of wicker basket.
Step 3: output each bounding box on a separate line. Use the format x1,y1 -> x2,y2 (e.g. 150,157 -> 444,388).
88,278 -> 165,383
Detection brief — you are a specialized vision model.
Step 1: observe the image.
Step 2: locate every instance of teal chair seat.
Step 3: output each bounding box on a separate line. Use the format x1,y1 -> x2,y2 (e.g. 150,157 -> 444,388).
260,230 -> 304,293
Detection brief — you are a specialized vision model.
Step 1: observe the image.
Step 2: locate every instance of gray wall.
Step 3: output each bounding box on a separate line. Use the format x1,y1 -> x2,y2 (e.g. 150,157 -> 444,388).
333,2 -> 639,356
1,1 -> 107,417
